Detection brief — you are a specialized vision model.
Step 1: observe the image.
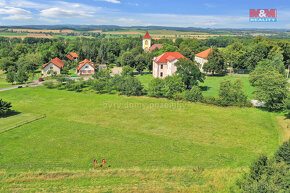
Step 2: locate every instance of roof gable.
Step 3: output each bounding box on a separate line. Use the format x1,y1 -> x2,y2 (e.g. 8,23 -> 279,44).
69,52 -> 78,58
77,59 -> 96,70
195,48 -> 212,59
154,52 -> 185,63
143,32 -> 152,39
42,57 -> 65,68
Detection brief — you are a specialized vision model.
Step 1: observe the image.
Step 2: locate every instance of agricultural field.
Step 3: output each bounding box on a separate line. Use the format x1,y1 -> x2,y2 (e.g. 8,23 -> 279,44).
0,86 -> 285,192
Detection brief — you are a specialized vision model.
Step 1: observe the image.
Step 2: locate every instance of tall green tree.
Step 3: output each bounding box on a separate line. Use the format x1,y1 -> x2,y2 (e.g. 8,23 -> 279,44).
203,47 -> 226,75
255,70 -> 287,111
175,58 -> 205,89
135,54 -> 146,74
121,52 -> 135,67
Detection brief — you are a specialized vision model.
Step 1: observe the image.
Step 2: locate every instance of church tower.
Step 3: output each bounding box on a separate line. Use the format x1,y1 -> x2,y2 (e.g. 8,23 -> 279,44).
142,32 -> 152,52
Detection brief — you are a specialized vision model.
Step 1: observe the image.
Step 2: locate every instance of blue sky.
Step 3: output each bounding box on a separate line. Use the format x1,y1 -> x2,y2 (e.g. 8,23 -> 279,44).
0,0 -> 289,28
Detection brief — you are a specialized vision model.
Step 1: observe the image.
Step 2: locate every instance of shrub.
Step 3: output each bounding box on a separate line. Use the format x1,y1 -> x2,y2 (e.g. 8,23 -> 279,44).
43,81 -> 55,89
184,86 -> 203,102
121,66 -> 134,77
112,76 -> 143,96
236,143 -> 290,193
163,75 -> 185,99
91,79 -> 106,93
172,92 -> 186,101
0,99 -> 13,116
148,78 -> 164,97
274,140 -> 290,165
217,79 -> 249,107
202,96 -> 217,105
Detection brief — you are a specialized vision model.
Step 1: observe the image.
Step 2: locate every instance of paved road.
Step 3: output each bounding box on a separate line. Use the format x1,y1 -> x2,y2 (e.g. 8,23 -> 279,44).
0,80 -> 44,92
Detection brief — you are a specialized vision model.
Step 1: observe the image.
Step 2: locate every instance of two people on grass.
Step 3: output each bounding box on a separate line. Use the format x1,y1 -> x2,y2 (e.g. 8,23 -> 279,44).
93,158 -> 109,169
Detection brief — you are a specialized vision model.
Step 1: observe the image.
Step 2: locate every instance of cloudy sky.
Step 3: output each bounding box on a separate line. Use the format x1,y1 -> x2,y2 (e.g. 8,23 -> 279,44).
0,0 -> 289,29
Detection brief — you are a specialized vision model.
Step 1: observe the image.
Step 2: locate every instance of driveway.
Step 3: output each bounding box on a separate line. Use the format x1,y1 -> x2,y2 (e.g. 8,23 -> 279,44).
0,80 -> 45,92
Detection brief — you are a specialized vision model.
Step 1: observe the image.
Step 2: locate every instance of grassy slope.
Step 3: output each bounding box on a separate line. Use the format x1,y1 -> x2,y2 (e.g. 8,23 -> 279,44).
0,86 -> 281,191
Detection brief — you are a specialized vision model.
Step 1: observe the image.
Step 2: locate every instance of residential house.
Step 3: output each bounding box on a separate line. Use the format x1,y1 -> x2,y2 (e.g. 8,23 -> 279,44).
76,59 -> 96,75
194,48 -> 212,72
152,52 -> 185,78
42,57 -> 65,76
65,52 -> 79,61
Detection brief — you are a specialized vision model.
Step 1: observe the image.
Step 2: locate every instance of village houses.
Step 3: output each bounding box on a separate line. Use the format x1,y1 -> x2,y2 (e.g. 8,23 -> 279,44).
76,59 -> 96,75
194,48 -> 212,72
42,57 -> 65,76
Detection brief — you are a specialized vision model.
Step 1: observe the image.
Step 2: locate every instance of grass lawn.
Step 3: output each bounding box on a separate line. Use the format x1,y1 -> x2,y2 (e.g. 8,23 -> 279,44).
0,77 -> 12,89
0,86 -> 283,192
136,74 -> 153,89
200,75 -> 255,99
137,74 -> 255,99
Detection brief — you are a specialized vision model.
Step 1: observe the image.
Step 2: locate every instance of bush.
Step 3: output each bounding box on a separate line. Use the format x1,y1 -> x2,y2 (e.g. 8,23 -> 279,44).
0,99 -> 13,116
202,96 -> 217,105
91,79 -> 106,93
113,76 -> 143,96
172,92 -> 186,101
163,75 -> 185,99
184,86 -> 203,102
236,144 -> 289,193
43,81 -> 55,89
274,140 -> 290,165
148,78 -> 164,97
217,79 -> 249,107
121,66 -> 134,77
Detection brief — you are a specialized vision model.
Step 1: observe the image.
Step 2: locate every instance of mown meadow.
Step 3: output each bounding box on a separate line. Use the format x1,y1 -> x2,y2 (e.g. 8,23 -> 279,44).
0,85 -> 284,192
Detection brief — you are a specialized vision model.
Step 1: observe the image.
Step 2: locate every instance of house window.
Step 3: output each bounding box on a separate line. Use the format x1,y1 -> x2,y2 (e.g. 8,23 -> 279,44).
50,67 -> 53,70
85,66 -> 89,68
160,72 -> 163,77
145,40 -> 148,45
161,64 -> 163,69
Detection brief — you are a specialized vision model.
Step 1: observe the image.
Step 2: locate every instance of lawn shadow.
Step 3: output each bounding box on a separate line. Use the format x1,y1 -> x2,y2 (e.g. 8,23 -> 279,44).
200,86 -> 211,91
0,111 -> 21,118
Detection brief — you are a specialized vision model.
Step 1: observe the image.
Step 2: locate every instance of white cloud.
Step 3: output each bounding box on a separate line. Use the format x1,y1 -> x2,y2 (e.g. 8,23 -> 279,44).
95,0 -> 121,4
0,6 -> 32,20
40,7 -> 94,18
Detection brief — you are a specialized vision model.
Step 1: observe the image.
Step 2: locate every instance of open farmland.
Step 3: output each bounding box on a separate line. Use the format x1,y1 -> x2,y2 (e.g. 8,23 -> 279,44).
0,86 -> 284,192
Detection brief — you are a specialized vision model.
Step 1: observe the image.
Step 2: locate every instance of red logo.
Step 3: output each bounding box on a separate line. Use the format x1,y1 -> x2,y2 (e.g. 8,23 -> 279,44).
250,9 -> 277,18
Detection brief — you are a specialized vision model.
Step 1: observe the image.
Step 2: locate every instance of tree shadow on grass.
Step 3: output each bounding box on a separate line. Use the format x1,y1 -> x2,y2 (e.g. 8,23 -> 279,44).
0,111 -> 21,118
199,86 -> 211,91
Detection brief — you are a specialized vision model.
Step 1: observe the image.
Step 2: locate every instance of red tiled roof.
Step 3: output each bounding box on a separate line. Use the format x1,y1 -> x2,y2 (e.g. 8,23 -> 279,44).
42,57 -> 65,68
154,52 -> 185,63
77,59 -> 96,70
149,44 -> 162,52
195,48 -> 212,59
69,52 -> 78,58
65,54 -> 74,61
143,32 -> 152,39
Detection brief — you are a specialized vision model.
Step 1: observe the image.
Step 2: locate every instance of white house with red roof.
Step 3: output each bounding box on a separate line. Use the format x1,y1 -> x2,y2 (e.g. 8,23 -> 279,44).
194,48 -> 212,72
42,57 -> 65,76
65,52 -> 79,61
76,59 -> 96,75
152,52 -> 185,78
142,32 -> 152,51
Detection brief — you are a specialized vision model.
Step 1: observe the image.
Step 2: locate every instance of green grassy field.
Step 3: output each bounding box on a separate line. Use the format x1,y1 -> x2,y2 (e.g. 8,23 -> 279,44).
0,86 -> 283,192
0,77 -> 11,89
200,75 -> 255,99
137,74 -> 255,99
